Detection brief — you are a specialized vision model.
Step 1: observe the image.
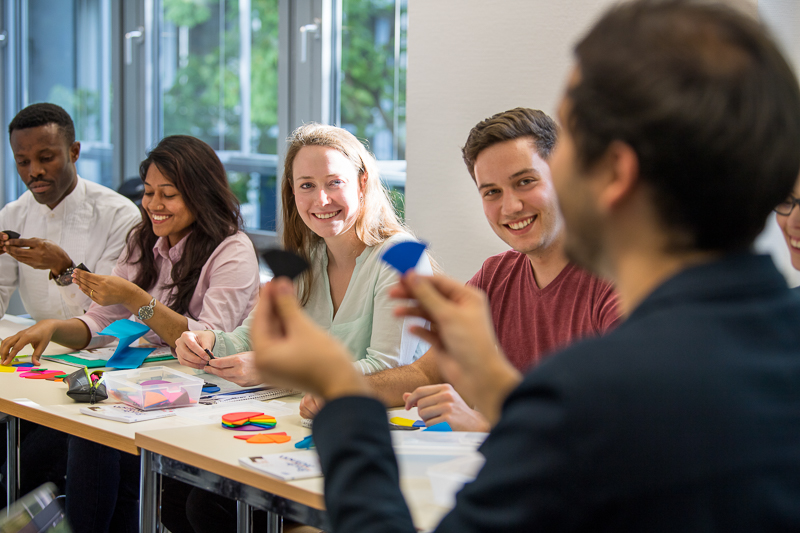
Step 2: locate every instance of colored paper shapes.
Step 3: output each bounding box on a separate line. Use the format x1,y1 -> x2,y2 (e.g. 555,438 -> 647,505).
423,421 -> 453,432
140,380 -> 170,385
224,424 -> 268,432
21,370 -> 63,380
202,385 -> 220,394
389,417 -> 416,427
413,420 -> 426,428
13,363 -> 34,368
0,366 -> 15,373
234,432 -> 290,444
261,249 -> 310,280
295,435 -> 315,449
381,241 -> 427,275
101,320 -> 155,370
221,412 -> 277,431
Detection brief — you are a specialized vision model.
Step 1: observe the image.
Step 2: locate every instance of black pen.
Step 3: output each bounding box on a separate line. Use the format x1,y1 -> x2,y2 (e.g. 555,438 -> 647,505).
204,348 -> 216,360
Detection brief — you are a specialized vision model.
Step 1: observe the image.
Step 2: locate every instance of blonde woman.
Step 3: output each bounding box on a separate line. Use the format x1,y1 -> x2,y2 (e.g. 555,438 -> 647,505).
166,125 -> 432,532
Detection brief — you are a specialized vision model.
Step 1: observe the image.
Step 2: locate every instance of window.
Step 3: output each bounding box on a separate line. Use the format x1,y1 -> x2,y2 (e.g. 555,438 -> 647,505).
1,0 -> 408,229
2,0 -> 113,201
157,0 -> 280,230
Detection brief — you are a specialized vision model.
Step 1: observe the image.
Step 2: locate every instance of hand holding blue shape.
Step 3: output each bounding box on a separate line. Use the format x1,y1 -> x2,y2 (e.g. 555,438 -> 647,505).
381,241 -> 427,274
101,320 -> 156,369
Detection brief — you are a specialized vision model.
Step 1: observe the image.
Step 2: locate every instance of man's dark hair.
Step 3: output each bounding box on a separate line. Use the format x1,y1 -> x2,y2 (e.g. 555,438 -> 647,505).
462,108 -> 558,181
566,0 -> 800,252
8,103 -> 76,145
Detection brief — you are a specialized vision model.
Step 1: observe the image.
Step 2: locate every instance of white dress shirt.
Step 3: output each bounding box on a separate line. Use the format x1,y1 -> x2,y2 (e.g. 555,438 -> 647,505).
0,176 -> 142,320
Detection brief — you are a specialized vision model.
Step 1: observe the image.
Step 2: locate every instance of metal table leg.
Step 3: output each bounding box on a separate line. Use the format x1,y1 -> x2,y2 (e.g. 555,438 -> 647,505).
266,511 -> 283,533
140,450 -> 159,533
5,415 -> 20,510
237,500 -> 252,533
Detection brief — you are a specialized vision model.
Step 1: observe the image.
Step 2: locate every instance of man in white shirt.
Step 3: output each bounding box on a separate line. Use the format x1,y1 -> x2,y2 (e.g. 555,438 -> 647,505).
0,103 -> 141,320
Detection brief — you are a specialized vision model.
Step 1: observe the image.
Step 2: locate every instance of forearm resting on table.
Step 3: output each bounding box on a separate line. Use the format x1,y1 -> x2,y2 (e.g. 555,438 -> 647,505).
51,319 -> 93,349
365,352 -> 441,407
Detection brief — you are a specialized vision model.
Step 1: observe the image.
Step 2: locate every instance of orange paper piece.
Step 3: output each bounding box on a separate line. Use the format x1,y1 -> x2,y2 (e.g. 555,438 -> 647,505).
144,391 -> 167,407
222,411 -> 264,424
233,432 -> 289,443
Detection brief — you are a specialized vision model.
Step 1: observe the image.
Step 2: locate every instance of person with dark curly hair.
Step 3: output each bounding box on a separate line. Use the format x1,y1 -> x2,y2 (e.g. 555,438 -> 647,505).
1,135 -> 260,533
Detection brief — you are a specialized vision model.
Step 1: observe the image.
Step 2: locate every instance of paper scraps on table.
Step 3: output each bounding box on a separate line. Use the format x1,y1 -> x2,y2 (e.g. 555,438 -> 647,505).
295,435 -> 315,449
381,241 -> 428,275
20,370 -> 63,380
221,412 -> 278,431
423,421 -> 453,432
0,366 -> 15,373
101,320 -> 155,369
261,249 -> 310,280
234,432 -> 291,444
389,416 -> 426,428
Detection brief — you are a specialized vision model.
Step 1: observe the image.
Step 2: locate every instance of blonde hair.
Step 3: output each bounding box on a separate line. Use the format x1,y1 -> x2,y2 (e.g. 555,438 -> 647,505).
281,123 -> 411,304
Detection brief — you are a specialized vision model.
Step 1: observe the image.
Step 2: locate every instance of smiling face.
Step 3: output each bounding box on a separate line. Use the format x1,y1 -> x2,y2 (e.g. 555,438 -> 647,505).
475,137 -> 564,258
776,178 -> 800,271
142,164 -> 196,247
291,145 -> 363,242
10,123 -> 79,209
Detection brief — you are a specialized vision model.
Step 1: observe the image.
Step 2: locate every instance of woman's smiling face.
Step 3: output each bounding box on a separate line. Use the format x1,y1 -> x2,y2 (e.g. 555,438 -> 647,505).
291,145 -> 363,241
776,178 -> 800,271
142,164 -> 196,247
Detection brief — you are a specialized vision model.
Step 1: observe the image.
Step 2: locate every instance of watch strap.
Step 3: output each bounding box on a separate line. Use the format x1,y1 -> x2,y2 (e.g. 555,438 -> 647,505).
51,265 -> 75,287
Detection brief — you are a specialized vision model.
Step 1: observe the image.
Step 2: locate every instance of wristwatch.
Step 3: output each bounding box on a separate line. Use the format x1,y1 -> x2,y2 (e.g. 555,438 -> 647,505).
138,297 -> 157,320
51,266 -> 75,287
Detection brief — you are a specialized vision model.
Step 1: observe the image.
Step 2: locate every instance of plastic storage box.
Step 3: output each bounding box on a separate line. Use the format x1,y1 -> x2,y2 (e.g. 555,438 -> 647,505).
104,366 -> 204,410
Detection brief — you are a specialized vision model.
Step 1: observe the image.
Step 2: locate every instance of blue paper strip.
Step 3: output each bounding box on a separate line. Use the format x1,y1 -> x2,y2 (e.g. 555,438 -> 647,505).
422,421 -> 452,432
101,320 -> 156,369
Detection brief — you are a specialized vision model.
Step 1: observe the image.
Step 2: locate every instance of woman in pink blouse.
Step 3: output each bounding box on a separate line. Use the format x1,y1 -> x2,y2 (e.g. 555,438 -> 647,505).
0,135 -> 259,533
0,135 -> 259,362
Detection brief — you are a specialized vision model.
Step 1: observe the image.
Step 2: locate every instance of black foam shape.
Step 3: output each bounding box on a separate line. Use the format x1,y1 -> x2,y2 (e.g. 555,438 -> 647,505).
2,230 -> 20,240
261,248 -> 310,280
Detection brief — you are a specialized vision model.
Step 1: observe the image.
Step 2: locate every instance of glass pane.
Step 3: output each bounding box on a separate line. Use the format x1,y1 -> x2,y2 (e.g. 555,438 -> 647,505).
341,0 -> 407,162
158,0 -> 280,230
24,0 -> 113,190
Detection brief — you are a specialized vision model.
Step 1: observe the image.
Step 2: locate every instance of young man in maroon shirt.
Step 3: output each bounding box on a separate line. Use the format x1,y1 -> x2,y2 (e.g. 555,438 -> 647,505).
301,107 -> 620,431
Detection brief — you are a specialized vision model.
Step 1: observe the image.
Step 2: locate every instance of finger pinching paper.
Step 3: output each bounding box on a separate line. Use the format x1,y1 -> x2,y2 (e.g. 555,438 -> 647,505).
101,320 -> 156,369
381,241 -> 428,274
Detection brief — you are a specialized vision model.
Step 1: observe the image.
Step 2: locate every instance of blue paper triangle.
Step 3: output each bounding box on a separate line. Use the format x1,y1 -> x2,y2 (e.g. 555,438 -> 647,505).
422,421 -> 452,432
381,241 -> 427,274
100,320 -> 156,369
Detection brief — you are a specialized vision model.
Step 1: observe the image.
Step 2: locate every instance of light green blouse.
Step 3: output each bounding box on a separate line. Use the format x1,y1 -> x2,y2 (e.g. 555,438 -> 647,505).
210,233 -> 432,374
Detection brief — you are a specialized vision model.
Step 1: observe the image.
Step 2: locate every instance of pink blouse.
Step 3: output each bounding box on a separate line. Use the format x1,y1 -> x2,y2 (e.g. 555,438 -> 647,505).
79,231 -> 259,345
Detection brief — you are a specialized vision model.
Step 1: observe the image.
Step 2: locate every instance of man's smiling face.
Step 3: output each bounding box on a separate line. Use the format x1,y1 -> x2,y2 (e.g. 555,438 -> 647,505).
474,136 -> 564,257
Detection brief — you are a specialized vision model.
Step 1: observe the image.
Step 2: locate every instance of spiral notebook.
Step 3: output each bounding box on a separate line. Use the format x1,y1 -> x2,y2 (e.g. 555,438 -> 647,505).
199,386 -> 297,405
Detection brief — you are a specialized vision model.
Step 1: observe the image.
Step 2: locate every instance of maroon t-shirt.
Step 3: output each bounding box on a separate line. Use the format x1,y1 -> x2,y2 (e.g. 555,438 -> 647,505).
468,250 -> 620,372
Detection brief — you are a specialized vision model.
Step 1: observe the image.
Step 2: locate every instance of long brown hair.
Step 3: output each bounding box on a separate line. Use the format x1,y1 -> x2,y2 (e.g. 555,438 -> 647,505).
281,123 -> 410,304
127,135 -> 243,317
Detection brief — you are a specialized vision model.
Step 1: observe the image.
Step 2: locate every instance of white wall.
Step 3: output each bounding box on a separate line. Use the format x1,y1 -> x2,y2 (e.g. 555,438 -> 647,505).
756,0 -> 800,286
405,0 -> 800,286
405,0 -> 617,281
